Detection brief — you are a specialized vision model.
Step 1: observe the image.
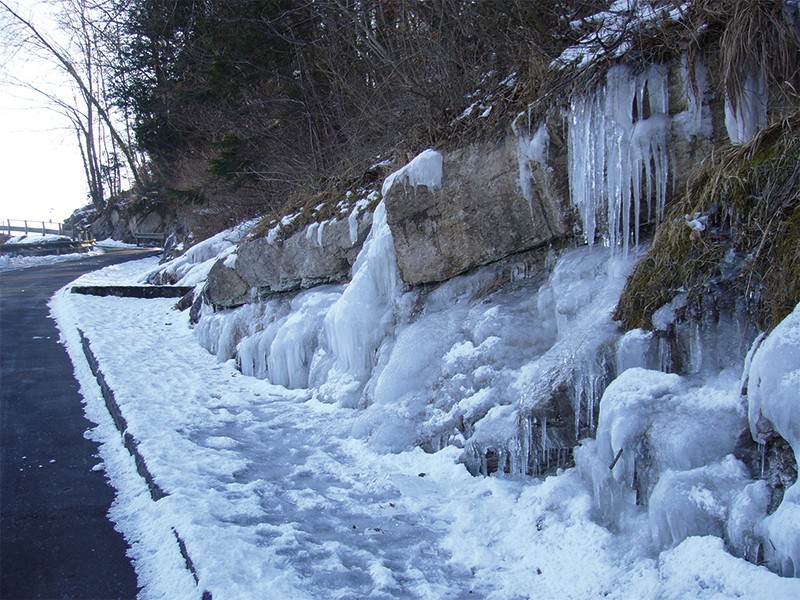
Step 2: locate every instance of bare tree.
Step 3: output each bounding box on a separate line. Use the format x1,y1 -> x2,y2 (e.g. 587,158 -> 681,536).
0,0 -> 142,208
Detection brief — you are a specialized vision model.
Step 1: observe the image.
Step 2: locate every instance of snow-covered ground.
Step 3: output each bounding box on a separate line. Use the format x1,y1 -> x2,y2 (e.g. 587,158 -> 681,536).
0,239 -> 143,271
3,233 -> 72,244
0,247 -> 106,271
51,255 -> 800,599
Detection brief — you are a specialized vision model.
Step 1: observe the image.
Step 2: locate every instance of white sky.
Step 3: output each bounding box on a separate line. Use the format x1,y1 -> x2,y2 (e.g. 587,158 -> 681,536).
0,1 -> 90,225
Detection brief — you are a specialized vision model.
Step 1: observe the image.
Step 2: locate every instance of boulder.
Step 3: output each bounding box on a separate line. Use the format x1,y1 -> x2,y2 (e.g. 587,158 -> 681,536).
383,132 -> 571,286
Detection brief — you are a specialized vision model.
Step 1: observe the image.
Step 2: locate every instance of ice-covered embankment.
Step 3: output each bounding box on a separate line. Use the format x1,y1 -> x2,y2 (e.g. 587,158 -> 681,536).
140,26 -> 799,591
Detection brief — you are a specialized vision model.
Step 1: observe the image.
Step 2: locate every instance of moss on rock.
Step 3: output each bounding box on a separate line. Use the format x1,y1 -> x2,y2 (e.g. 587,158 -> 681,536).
616,111 -> 800,331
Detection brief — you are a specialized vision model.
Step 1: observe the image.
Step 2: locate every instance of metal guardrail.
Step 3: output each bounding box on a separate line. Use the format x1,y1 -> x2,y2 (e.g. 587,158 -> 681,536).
0,219 -> 77,239
132,232 -> 165,247
0,239 -> 95,257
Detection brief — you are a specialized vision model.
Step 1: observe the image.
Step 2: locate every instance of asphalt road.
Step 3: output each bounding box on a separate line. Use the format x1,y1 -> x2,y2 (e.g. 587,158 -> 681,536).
1,248 -> 158,599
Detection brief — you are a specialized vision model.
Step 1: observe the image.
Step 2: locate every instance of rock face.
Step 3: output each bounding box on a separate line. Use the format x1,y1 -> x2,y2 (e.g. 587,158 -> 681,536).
208,57 -> 741,304
205,214 -> 373,308
383,133 -> 571,286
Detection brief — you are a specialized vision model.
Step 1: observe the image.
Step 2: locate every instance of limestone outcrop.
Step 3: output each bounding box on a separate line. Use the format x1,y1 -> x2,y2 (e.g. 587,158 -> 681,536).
205,212 -> 373,308
382,131 -> 572,286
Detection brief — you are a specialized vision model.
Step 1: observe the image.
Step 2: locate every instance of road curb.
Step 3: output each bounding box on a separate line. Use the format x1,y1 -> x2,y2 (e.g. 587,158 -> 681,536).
71,285 -> 194,299
77,328 -> 211,600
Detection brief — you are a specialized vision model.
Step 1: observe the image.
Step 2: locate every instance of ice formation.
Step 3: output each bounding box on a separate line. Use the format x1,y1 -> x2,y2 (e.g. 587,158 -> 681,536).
673,55 -> 712,140
178,81 -> 796,584
515,122 -> 550,207
725,68 -> 769,144
745,302 -> 800,576
649,456 -> 752,549
567,63 -> 672,252
381,148 -> 443,197
575,367 -> 746,529
315,201 -> 402,404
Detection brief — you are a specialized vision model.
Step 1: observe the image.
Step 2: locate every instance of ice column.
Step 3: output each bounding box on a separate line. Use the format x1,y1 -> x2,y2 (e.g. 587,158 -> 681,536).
323,201 -> 401,380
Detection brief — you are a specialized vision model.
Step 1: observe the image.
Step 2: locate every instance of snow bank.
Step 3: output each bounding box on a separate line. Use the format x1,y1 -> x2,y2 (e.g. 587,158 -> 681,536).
0,248 -> 105,271
4,233 -> 72,244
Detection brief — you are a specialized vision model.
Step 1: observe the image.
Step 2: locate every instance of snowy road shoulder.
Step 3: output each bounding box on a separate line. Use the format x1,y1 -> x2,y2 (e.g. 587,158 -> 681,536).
50,257 -> 800,599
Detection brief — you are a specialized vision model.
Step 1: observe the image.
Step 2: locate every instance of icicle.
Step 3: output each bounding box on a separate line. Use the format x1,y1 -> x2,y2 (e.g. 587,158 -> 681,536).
542,416 -> 548,468
567,63 -> 671,252
725,67 -> 768,144
658,336 -> 672,373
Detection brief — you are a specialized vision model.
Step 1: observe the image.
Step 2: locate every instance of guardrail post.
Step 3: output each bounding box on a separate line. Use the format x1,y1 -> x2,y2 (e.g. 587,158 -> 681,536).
24,220 -> 28,235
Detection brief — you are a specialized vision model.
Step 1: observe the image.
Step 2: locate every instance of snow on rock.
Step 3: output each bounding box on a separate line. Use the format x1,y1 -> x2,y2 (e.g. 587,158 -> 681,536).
552,1 -> 691,71
746,301 -> 800,576
145,219 -> 257,287
381,149 -> 443,198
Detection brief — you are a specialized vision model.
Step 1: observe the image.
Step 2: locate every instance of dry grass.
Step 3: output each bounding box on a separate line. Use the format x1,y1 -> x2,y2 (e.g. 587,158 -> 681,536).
715,0 -> 800,107
616,111 -> 800,331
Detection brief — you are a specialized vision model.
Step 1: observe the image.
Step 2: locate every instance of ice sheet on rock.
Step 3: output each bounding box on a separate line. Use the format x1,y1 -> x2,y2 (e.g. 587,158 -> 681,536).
746,301 -> 800,452
358,260 -> 555,453
616,328 -> 657,373
726,480 -> 770,563
515,122 -> 550,207
648,455 -> 752,550
577,368 -> 745,529
745,301 -> 800,576
314,202 -> 401,404
265,289 -> 341,388
463,247 -> 639,476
